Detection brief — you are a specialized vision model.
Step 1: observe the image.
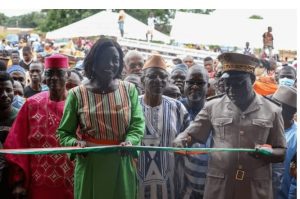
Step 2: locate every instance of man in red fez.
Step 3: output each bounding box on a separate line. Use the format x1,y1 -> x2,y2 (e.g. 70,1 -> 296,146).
4,54 -> 74,199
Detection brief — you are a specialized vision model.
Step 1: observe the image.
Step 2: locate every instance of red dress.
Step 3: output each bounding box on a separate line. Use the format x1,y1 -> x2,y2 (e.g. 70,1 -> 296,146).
4,91 -> 74,199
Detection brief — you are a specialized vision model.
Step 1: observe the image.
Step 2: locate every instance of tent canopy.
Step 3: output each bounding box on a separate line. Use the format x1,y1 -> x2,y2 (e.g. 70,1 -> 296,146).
46,10 -> 170,43
170,10 -> 297,50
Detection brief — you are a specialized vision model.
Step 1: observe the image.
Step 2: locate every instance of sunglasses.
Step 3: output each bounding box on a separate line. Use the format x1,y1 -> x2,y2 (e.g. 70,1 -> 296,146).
224,78 -> 248,88
185,80 -> 207,86
146,74 -> 168,80
44,70 -> 67,78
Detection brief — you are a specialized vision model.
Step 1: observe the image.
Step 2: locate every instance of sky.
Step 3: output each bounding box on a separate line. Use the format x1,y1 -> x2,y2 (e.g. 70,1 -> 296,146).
0,9 -> 41,17
0,0 -> 298,10
0,8 -> 297,17
170,10 -> 297,50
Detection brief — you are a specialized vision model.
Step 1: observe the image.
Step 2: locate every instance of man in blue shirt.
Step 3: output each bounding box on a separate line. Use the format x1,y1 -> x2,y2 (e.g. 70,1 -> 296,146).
179,65 -> 211,199
271,85 -> 297,199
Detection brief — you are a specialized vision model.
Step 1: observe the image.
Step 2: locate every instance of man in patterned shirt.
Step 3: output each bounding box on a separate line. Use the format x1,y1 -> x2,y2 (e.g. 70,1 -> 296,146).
137,54 -> 190,199
4,54 -> 74,199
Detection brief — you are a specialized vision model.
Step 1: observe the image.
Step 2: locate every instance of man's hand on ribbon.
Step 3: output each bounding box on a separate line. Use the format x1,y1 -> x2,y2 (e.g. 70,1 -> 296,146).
172,132 -> 191,148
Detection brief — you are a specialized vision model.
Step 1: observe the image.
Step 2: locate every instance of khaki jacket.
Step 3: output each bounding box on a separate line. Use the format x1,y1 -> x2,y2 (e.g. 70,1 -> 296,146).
185,94 -> 286,199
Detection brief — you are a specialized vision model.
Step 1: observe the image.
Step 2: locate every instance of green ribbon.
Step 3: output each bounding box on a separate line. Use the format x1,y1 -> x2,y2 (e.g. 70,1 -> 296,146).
0,146 -> 272,156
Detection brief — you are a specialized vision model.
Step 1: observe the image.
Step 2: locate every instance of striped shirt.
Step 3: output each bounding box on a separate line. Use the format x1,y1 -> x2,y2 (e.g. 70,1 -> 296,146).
71,81 -> 133,142
180,98 -> 211,198
137,95 -> 190,199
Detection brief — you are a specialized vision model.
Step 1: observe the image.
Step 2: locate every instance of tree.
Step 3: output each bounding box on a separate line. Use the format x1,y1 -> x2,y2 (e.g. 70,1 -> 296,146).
249,15 -> 263,20
178,9 -> 215,14
38,10 -> 102,32
1,9 -> 215,35
124,9 -> 215,35
39,9 -> 176,34
4,12 -> 47,28
0,13 -> 8,26
124,9 -> 175,34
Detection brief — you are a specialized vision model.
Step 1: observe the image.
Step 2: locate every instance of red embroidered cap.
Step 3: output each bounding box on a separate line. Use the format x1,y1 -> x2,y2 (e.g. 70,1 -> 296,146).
45,54 -> 69,69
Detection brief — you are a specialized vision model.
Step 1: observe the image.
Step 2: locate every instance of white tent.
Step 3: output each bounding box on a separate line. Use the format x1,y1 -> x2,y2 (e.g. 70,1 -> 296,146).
46,10 -> 170,43
170,10 -> 297,50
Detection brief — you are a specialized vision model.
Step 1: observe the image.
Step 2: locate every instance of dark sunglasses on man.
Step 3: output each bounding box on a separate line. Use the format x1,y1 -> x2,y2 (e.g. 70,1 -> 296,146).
185,80 -> 206,87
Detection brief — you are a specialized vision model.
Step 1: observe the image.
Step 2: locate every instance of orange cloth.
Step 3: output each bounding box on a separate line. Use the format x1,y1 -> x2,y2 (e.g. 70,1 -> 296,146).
253,76 -> 278,96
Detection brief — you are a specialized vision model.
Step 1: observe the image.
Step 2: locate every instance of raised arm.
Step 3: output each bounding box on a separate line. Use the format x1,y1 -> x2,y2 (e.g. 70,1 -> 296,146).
173,104 -> 212,147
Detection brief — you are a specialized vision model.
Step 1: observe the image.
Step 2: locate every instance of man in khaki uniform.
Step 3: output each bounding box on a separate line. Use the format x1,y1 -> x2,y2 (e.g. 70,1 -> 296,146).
173,52 -> 286,199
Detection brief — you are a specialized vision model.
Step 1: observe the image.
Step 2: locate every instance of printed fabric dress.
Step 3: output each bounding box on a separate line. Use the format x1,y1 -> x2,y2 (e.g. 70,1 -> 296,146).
57,81 -> 145,199
4,91 -> 74,199
137,95 -> 190,199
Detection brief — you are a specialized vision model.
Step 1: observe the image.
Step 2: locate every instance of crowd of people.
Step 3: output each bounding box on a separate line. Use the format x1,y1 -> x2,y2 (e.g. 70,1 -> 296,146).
0,34 -> 297,199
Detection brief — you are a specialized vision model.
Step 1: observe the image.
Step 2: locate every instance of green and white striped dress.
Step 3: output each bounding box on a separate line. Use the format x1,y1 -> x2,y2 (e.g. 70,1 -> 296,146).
57,81 -> 145,199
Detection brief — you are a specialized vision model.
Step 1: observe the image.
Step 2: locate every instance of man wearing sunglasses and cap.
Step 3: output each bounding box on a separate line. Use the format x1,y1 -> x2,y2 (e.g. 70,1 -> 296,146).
173,52 -> 286,199
137,54 -> 190,199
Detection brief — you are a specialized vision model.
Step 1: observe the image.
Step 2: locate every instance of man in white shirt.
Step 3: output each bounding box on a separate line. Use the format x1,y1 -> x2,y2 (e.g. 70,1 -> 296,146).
146,12 -> 156,42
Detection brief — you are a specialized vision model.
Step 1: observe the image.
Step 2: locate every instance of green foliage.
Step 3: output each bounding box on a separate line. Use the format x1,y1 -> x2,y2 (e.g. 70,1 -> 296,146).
178,9 -> 215,14
0,13 -> 8,25
1,9 -> 215,35
249,15 -> 263,19
126,9 -> 174,35
124,9 -> 214,35
39,10 -> 103,32
3,12 -> 46,28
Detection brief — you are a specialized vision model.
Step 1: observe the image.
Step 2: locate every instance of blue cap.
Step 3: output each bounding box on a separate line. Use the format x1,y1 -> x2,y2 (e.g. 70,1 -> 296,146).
7,65 -> 26,75
171,64 -> 188,75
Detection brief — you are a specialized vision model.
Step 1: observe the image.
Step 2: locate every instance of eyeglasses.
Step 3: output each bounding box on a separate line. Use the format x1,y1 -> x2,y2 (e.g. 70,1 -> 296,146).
223,79 -> 248,88
146,74 -> 168,80
129,63 -> 143,69
185,80 -> 207,87
44,70 -> 67,78
171,75 -> 186,81
12,77 -> 25,82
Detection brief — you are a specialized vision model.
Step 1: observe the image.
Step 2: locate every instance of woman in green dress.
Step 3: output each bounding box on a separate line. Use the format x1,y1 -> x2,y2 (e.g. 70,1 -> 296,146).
57,38 -> 145,199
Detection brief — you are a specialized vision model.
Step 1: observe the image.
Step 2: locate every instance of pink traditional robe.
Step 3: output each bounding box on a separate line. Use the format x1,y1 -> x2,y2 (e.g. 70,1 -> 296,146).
4,91 -> 74,199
